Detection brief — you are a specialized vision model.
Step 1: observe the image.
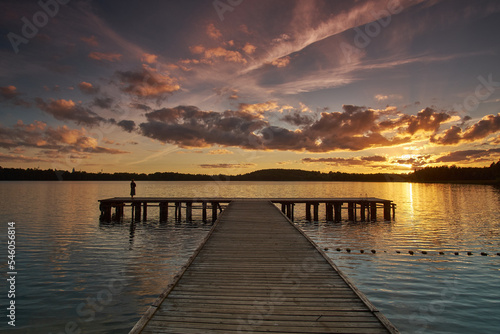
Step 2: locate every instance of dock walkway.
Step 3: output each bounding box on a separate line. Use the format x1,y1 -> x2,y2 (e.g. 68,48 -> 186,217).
130,200 -> 398,333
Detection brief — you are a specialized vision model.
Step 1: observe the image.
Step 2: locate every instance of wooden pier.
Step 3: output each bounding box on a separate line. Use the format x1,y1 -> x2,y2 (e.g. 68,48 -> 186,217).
129,200 -> 398,333
98,197 -> 395,223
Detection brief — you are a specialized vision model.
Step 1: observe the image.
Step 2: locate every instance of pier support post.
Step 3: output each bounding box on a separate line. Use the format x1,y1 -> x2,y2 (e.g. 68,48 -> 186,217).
175,202 -> 182,222
384,202 -> 391,221
212,202 -> 218,222
115,204 -> 124,221
325,203 -> 333,222
159,202 -> 168,222
186,202 -> 192,222
313,203 -> 319,221
334,203 -> 342,222
202,202 -> 207,223
143,202 -> 147,221
100,203 -> 112,222
305,203 -> 312,221
134,202 -> 141,221
370,202 -> 377,221
348,203 -> 354,221
281,203 -> 286,214
360,202 -> 366,221
392,203 -> 396,220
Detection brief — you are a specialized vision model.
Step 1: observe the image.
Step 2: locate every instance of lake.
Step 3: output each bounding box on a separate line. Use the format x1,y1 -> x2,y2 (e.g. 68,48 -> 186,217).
0,181 -> 499,333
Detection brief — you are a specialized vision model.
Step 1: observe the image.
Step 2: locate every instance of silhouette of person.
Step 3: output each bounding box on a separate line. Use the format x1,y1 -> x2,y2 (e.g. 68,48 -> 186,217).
130,180 -> 136,198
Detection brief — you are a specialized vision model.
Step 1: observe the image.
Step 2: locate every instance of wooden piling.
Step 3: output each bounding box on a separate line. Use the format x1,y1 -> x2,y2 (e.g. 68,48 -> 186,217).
186,202 -> 192,222
211,201 -> 218,222
143,202 -> 147,221
348,202 -> 354,221
313,202 -> 319,221
360,202 -> 366,221
370,202 -> 377,221
159,202 -> 168,222
384,202 -> 391,221
305,202 -> 312,221
202,202 -> 207,223
134,202 -> 141,221
334,202 -> 342,222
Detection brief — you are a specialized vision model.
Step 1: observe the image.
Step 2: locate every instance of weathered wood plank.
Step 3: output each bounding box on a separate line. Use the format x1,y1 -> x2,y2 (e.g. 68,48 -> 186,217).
130,200 -> 398,334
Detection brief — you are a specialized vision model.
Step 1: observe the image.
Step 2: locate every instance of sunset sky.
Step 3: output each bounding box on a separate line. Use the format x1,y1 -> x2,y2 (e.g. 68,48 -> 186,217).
1,0 -> 500,174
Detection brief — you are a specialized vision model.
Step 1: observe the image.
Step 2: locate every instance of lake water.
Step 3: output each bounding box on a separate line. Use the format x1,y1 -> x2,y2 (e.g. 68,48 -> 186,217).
0,181 -> 499,333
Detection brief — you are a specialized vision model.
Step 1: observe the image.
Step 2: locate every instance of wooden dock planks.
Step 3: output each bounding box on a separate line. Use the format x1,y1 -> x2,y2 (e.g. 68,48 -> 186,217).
130,200 -> 398,334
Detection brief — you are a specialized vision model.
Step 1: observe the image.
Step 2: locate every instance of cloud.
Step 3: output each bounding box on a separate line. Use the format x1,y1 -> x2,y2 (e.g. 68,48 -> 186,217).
88,52 -> 122,62
302,155 -> 387,166
270,56 -> 291,68
209,149 -> 233,155
137,104 -> 455,152
0,121 -> 129,157
78,82 -> 99,94
140,105 -> 267,148
0,152 -> 52,163
35,98 -> 106,126
117,120 -> 136,132
142,53 -> 158,64
203,47 -> 247,64
242,43 -> 257,55
80,35 -> 99,47
392,155 -> 432,167
434,149 -> 500,163
115,65 -> 180,98
199,163 -> 256,169
375,94 -> 403,102
0,86 -> 31,107
206,23 -> 222,40
92,96 -> 114,109
281,110 -> 315,126
431,113 -> 500,145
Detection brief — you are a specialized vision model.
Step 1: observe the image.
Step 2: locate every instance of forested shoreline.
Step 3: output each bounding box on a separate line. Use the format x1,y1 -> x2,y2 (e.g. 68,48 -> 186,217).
1,161 -> 499,184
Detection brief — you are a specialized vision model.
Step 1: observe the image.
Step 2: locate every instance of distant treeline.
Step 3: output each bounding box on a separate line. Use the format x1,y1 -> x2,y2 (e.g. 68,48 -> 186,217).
409,161 -> 500,183
1,161 -> 499,184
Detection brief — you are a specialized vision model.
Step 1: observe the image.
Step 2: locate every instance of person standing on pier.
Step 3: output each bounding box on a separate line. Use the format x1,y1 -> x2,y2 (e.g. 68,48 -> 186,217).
130,180 -> 136,198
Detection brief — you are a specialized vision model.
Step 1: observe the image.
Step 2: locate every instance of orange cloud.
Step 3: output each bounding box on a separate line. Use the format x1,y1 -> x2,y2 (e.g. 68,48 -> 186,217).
142,53 -> 158,64
271,56 -> 291,68
206,23 -> 222,40
88,52 -> 122,62
78,82 -> 99,94
115,65 -> 180,98
243,43 -> 257,55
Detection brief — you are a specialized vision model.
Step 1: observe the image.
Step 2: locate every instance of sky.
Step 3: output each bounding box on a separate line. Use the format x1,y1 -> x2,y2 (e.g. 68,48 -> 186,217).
1,0 -> 500,174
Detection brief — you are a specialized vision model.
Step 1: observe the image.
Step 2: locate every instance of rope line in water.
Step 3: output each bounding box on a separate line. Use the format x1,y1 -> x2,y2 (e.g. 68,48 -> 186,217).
323,248 -> 500,257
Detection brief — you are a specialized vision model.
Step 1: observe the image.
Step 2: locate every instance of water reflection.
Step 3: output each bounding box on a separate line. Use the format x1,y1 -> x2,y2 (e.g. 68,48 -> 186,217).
0,181 -> 499,333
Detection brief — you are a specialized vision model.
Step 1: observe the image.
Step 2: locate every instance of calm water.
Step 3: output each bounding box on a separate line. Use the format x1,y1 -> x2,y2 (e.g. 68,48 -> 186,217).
0,181 -> 499,333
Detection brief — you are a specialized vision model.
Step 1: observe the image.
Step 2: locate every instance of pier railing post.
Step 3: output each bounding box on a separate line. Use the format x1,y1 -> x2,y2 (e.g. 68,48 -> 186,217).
306,203 -> 312,221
